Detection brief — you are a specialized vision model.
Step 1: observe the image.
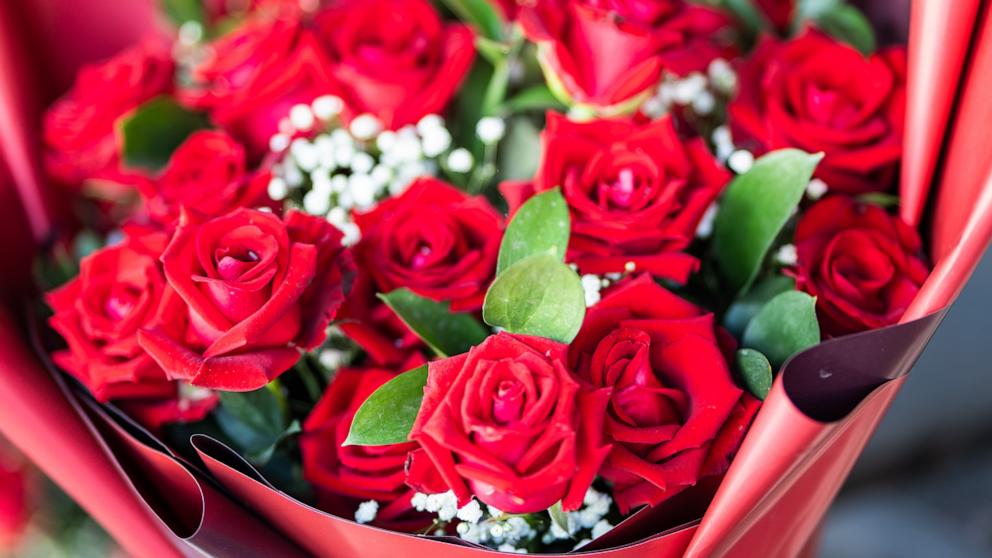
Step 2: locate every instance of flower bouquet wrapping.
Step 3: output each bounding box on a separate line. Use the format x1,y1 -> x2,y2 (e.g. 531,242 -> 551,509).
1,0 -> 991,557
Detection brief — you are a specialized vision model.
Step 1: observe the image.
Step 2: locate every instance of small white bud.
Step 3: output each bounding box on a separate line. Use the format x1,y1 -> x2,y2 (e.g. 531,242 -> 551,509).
806,178 -> 829,200
421,127 -> 453,158
311,95 -> 344,120
303,190 -> 331,216
476,116 -> 506,143
349,174 -> 378,209
289,104 -> 315,131
673,72 -> 707,105
266,177 -> 288,201
354,500 -> 378,524
728,150 -> 755,174
317,348 -> 344,370
349,113 -> 382,140
591,519 -> 613,539
456,499 -> 484,524
447,148 -> 474,173
178,21 -> 203,45
350,152 -> 375,175
416,114 -> 445,135
695,202 -> 719,239
268,133 -> 290,153
624,261 -> 636,273
290,138 -> 319,172
775,243 -> 798,266
692,90 -> 716,116
376,130 -> 397,153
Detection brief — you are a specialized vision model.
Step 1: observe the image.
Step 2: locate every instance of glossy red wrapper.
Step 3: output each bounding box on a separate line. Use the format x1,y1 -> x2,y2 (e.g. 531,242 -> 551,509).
2,1 -> 992,557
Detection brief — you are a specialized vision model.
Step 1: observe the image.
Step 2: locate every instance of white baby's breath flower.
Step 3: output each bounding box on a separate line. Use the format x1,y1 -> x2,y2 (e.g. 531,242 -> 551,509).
695,202 -> 719,239
456,499 -> 484,524
267,176 -> 288,201
476,116 -> 506,144
269,133 -> 290,153
355,500 -> 379,524
775,243 -> 798,266
591,519 -> 613,539
416,114 -> 445,135
728,150 -> 755,174
411,492 -> 429,512
303,189 -> 331,216
806,178 -> 829,200
289,103 -> 315,131
350,113 -> 382,140
311,95 -> 344,120
317,348 -> 344,371
447,148 -> 474,173
421,127 -> 453,157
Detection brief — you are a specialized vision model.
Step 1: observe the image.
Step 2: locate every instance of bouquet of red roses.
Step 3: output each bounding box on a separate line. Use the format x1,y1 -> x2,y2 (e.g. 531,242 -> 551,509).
1,0 -> 991,556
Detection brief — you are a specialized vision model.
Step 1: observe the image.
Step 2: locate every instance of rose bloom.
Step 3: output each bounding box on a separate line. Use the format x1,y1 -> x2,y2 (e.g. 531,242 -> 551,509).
46,229 -> 216,427
184,0 -> 474,152
518,0 -> 733,107
793,196 -> 929,337
44,40 -> 174,184
138,130 -> 271,224
569,275 -> 760,512
500,113 -> 729,281
729,31 -> 907,194
138,208 -> 354,390
407,333 -> 612,514
301,356 -> 427,530
339,178 -> 502,365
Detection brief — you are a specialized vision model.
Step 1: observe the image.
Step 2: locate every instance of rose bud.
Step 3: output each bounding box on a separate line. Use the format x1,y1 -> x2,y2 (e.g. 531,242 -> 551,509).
518,0 -> 733,108
44,39 -> 174,185
339,178 -> 502,365
500,113 -> 729,281
139,130 -> 271,224
569,275 -> 760,513
729,31 -> 907,194
793,196 -> 929,337
407,332 -> 612,514
138,208 -> 354,391
46,229 -> 217,427
301,356 -> 428,530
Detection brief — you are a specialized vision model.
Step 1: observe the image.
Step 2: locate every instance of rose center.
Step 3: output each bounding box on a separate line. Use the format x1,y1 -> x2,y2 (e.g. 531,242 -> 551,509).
216,248 -> 261,281
805,82 -> 858,127
104,285 -> 142,321
492,380 -> 526,424
410,244 -> 434,270
599,168 -> 639,209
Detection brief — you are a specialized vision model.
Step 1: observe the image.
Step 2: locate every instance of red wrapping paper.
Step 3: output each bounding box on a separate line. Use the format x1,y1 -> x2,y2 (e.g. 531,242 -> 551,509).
2,1 -> 992,557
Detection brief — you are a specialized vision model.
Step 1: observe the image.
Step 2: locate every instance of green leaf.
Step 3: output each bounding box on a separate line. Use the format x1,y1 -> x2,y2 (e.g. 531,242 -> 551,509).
723,274 -> 797,337
713,149 -> 823,295
378,288 -> 489,357
856,192 -> 901,209
476,36 -> 510,65
815,4 -> 877,55
121,96 -> 210,171
497,116 -> 542,181
215,386 -> 290,465
742,291 -> 821,369
345,364 -> 429,446
721,0 -> 770,37
483,253 -> 586,343
440,0 -> 505,41
502,84 -> 567,114
497,188 -> 570,275
548,502 -> 571,537
793,0 -> 843,22
162,0 -> 206,26
736,348 -> 773,400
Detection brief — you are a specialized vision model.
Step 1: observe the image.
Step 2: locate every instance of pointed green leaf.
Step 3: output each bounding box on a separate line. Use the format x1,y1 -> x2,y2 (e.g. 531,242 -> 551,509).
497,188 -> 570,275
502,84 -> 567,113
440,0 -> 505,41
736,348 -> 773,400
723,274 -> 797,337
215,385 -> 290,465
344,364 -> 429,446
815,5 -> 877,55
713,149 -> 823,295
548,502 -> 572,537
121,96 -> 210,171
378,288 -> 489,357
742,291 -> 821,369
483,253 -> 585,343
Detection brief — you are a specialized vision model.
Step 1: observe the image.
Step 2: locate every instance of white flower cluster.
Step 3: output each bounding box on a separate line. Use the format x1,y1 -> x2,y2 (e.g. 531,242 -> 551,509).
542,488 -> 614,551
641,58 -> 738,119
266,98 -> 473,246
579,273 -> 624,307
456,503 -> 535,553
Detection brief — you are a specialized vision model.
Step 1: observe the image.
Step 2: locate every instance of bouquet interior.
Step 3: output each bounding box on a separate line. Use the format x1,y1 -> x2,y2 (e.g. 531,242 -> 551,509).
3,0 -> 992,556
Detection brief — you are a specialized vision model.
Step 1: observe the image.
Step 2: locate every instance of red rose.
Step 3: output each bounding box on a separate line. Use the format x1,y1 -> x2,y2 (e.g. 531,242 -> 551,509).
138,208 -> 354,390
185,0 -> 474,152
44,39 -> 174,184
729,31 -> 907,194
407,333 -> 612,514
46,229 -> 218,427
339,178 -> 502,364
196,19 -> 340,155
139,130 -> 270,224
519,0 -> 733,107
500,113 -> 728,281
793,196 -> 929,337
569,275 -> 760,512
301,356 -> 427,530
313,0 -> 475,129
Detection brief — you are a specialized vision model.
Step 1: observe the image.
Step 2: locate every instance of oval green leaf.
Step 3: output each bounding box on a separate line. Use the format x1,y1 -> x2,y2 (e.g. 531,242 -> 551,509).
121,96 -> 211,171
723,274 -> 797,337
439,0 -> 505,41
378,288 -> 489,357
497,188 -> 570,275
483,253 -> 585,343
742,290 -> 821,369
344,364 -> 429,446
713,149 -> 823,295
735,348 -> 773,400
